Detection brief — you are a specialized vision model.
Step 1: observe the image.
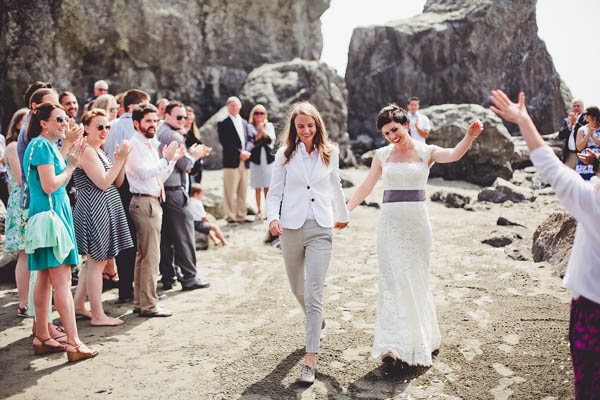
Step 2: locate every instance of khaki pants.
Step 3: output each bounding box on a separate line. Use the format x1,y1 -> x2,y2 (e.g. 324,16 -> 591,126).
565,151 -> 578,169
130,196 -> 163,313
223,161 -> 249,222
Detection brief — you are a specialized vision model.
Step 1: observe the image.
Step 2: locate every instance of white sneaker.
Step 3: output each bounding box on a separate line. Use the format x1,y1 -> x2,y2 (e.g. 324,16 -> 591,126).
299,365 -> 315,385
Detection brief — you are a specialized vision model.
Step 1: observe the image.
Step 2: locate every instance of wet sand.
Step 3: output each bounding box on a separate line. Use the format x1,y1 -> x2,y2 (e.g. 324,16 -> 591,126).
0,168 -> 573,399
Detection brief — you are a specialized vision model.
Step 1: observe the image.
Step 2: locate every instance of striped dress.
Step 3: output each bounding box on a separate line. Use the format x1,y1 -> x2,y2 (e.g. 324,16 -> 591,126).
73,149 -> 133,261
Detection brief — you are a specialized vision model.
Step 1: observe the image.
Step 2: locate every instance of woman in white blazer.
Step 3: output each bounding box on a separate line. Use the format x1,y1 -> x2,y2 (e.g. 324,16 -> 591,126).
267,102 -> 349,385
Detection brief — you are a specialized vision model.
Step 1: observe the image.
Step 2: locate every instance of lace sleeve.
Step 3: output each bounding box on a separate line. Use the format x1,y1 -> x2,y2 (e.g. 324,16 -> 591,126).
375,144 -> 393,167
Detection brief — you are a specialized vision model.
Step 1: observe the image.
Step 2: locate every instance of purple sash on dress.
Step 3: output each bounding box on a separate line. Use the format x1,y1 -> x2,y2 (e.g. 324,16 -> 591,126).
382,189 -> 426,203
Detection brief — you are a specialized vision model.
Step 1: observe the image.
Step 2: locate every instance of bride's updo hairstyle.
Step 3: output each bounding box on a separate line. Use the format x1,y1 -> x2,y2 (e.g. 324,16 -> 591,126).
280,102 -> 333,166
376,103 -> 409,131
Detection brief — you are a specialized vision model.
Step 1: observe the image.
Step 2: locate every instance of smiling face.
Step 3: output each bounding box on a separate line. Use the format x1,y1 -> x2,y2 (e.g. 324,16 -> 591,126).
134,112 -> 159,139
85,115 -> 110,148
294,114 -> 317,149
165,106 -> 187,130
381,121 -> 410,145
61,94 -> 79,118
41,108 -> 69,141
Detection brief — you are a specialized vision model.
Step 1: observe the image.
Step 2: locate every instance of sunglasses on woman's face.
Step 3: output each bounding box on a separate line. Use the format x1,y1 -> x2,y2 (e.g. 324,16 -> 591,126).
96,125 -> 110,131
254,111 -> 265,115
50,116 -> 69,124
175,115 -> 188,121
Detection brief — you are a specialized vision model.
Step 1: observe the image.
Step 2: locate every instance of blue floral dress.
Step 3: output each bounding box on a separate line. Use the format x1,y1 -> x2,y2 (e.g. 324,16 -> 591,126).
23,137 -> 78,270
4,163 -> 25,252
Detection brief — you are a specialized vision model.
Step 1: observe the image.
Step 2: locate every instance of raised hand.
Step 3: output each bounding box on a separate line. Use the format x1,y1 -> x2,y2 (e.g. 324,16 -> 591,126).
467,120 -> 484,138
66,119 -> 84,144
568,112 -> 577,125
490,90 -> 529,124
162,141 -> 180,161
577,148 -> 598,165
67,137 -> 87,168
114,140 -> 131,162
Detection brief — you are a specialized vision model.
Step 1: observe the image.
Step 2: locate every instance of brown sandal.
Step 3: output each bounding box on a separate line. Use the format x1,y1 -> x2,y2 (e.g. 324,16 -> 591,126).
33,336 -> 66,355
66,342 -> 99,362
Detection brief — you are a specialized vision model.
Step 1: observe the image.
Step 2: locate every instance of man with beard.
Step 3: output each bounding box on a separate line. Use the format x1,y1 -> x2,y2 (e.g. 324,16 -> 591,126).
156,101 -> 210,291
126,103 -> 184,317
59,91 -> 79,120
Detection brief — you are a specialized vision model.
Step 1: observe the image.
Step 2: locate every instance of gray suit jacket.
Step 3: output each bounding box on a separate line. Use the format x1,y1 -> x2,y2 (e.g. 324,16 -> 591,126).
157,122 -> 192,188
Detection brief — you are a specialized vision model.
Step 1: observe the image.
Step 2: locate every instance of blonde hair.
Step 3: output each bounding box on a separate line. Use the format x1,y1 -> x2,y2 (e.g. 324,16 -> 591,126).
6,108 -> 28,144
281,102 -> 332,166
248,104 -> 269,125
93,94 -> 117,114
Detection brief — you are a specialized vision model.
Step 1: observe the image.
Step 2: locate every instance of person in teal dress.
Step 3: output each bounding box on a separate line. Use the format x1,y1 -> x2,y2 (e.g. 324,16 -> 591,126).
24,102 -> 98,362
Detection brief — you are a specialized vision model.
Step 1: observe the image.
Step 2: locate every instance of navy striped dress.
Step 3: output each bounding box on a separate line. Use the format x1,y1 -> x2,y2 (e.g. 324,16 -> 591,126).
73,149 -> 133,261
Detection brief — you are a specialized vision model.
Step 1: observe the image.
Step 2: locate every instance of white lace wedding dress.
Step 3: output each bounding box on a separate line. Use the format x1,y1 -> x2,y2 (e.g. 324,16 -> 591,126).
371,141 -> 441,366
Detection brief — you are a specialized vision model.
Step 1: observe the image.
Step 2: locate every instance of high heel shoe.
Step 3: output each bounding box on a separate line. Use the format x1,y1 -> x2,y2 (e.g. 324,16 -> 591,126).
33,336 -> 66,355
66,342 -> 99,362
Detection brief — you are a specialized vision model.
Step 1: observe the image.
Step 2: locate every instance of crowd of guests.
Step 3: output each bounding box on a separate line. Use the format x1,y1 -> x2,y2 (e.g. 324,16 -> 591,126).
2,79 -> 280,362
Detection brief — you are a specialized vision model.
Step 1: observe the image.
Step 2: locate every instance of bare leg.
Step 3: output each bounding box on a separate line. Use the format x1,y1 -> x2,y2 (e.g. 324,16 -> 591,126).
210,225 -> 228,246
255,188 -> 262,217
48,265 -> 97,355
15,251 -> 29,309
33,270 -> 52,342
207,231 -> 219,245
73,262 -> 91,317
86,258 -> 123,326
305,352 -> 316,367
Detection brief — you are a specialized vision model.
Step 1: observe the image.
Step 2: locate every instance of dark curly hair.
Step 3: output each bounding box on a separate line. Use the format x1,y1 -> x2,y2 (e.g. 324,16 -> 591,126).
376,103 -> 409,131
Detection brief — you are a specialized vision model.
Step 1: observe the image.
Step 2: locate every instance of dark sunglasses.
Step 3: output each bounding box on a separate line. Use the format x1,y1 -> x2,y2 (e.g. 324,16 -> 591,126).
176,115 -> 188,121
50,116 -> 69,124
254,111 -> 265,115
96,125 -> 110,131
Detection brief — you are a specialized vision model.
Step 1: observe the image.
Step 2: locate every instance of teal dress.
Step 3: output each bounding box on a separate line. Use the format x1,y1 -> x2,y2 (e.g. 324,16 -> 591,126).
23,137 -> 79,270
4,163 -> 26,252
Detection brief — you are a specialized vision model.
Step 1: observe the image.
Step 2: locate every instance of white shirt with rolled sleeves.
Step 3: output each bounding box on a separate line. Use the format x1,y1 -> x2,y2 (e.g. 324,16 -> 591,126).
530,145 -> 600,304
408,112 -> 431,143
125,131 -> 176,197
266,144 -> 349,229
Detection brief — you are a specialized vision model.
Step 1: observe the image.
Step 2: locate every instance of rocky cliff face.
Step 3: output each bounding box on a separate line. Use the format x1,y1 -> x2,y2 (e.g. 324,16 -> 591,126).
0,0 -> 329,129
346,0 -> 572,142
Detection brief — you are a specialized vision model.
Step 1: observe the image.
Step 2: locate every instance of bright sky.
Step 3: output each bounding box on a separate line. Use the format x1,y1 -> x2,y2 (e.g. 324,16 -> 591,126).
321,0 -> 600,108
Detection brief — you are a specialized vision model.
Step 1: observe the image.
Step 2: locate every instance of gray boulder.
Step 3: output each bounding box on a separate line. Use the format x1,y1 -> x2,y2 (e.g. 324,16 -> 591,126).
0,0 -> 329,129
532,212 -> 576,277
482,231 -> 523,248
430,190 -> 471,208
424,104 -> 514,186
346,0 -> 571,141
478,178 -> 535,203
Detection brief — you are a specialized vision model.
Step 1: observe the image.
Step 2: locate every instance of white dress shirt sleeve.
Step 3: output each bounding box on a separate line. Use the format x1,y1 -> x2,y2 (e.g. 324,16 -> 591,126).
266,148 -> 287,224
329,148 -> 349,223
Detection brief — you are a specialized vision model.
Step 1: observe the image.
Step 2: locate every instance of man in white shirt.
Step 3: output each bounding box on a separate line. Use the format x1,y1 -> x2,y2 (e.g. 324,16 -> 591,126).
559,99 -> 587,169
490,89 -> 600,399
126,103 -> 184,317
217,96 -> 253,224
407,97 -> 431,143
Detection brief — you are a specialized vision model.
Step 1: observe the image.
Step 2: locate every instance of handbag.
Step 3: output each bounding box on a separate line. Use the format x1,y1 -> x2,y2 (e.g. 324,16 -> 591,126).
23,138 -> 74,262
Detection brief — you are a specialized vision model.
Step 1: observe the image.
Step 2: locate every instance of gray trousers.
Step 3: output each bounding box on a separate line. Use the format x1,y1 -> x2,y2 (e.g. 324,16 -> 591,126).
280,219 -> 332,353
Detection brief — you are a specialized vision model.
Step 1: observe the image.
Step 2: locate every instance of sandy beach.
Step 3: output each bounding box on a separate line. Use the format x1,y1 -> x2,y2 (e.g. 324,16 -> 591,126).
0,167 -> 574,399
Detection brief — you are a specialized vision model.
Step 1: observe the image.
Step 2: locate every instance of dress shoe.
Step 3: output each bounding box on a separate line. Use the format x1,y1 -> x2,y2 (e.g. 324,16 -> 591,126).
299,365 -> 315,385
182,279 -> 210,291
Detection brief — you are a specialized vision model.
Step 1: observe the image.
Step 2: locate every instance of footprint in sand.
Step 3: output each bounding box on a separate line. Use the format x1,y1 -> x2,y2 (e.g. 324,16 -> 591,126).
342,346 -> 371,362
459,339 -> 483,361
506,287 -> 521,296
490,376 -> 526,400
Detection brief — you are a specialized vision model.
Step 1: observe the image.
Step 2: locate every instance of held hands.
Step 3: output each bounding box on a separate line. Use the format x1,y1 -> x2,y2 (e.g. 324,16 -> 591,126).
240,150 -> 251,161
467,120 -> 484,138
67,137 -> 87,168
269,220 -> 283,236
490,90 -> 530,124
334,221 -> 348,229
114,140 -> 132,162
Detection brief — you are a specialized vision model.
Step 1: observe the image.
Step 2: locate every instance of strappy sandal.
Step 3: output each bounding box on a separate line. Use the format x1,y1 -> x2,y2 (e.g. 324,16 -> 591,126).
102,272 -> 119,283
66,342 -> 99,362
33,336 -> 66,355
17,305 -> 28,318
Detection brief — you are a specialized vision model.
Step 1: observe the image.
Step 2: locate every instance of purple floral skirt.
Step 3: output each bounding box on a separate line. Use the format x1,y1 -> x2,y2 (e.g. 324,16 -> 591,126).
569,295 -> 600,399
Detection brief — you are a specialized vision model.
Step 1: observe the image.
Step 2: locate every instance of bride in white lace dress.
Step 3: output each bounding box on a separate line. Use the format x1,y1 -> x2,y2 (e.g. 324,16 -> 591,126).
347,104 -> 483,367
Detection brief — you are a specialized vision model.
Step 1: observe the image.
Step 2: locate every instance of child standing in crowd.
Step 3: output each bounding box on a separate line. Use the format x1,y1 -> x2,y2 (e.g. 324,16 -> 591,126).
189,183 -> 227,246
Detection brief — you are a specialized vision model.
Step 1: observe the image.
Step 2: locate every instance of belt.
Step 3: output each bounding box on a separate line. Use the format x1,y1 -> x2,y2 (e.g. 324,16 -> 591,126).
383,189 -> 426,203
131,193 -> 161,201
164,185 -> 184,191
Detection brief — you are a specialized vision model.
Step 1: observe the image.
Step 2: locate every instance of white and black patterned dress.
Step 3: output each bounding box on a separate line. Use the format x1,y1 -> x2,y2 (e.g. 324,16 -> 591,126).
73,149 -> 133,261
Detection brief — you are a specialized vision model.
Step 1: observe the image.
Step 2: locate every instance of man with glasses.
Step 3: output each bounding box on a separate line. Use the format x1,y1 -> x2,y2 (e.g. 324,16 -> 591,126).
156,101 -> 211,291
559,99 -> 588,169
83,80 -> 110,114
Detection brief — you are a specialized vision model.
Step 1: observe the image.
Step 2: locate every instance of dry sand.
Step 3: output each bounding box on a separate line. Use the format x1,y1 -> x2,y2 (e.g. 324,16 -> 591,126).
0,167 -> 574,399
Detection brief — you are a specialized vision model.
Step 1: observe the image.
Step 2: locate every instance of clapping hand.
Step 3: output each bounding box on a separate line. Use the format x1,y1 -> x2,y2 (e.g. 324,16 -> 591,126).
189,143 -> 211,160
66,118 -> 84,144
114,140 -> 132,162
490,90 -> 529,124
467,120 -> 484,138
162,141 -> 182,162
577,148 -> 598,165
67,137 -> 86,168
568,112 -> 577,126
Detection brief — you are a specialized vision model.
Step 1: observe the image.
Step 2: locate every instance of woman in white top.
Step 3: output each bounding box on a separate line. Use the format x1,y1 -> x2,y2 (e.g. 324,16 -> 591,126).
248,104 -> 276,220
491,90 -> 600,400
266,102 -> 349,385
574,106 -> 600,180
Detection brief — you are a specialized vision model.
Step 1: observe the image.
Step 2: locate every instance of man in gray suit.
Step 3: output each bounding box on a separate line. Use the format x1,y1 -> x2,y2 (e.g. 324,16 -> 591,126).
157,101 -> 211,291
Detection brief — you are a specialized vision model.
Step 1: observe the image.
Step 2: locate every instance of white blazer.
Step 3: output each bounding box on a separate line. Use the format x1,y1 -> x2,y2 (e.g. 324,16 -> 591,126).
266,145 -> 349,229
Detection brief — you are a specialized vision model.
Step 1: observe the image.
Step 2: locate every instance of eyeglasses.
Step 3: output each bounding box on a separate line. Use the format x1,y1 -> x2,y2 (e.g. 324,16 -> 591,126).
96,125 -> 110,131
175,115 -> 188,121
109,108 -> 117,113
254,111 -> 265,115
97,88 -> 108,93
50,116 -> 69,124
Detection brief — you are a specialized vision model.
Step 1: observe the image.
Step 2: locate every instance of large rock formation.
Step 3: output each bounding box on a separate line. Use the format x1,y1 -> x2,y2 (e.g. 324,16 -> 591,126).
346,0 -> 572,142
532,212 -> 576,277
423,104 -> 515,186
201,58 -> 351,169
0,0 -> 329,130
